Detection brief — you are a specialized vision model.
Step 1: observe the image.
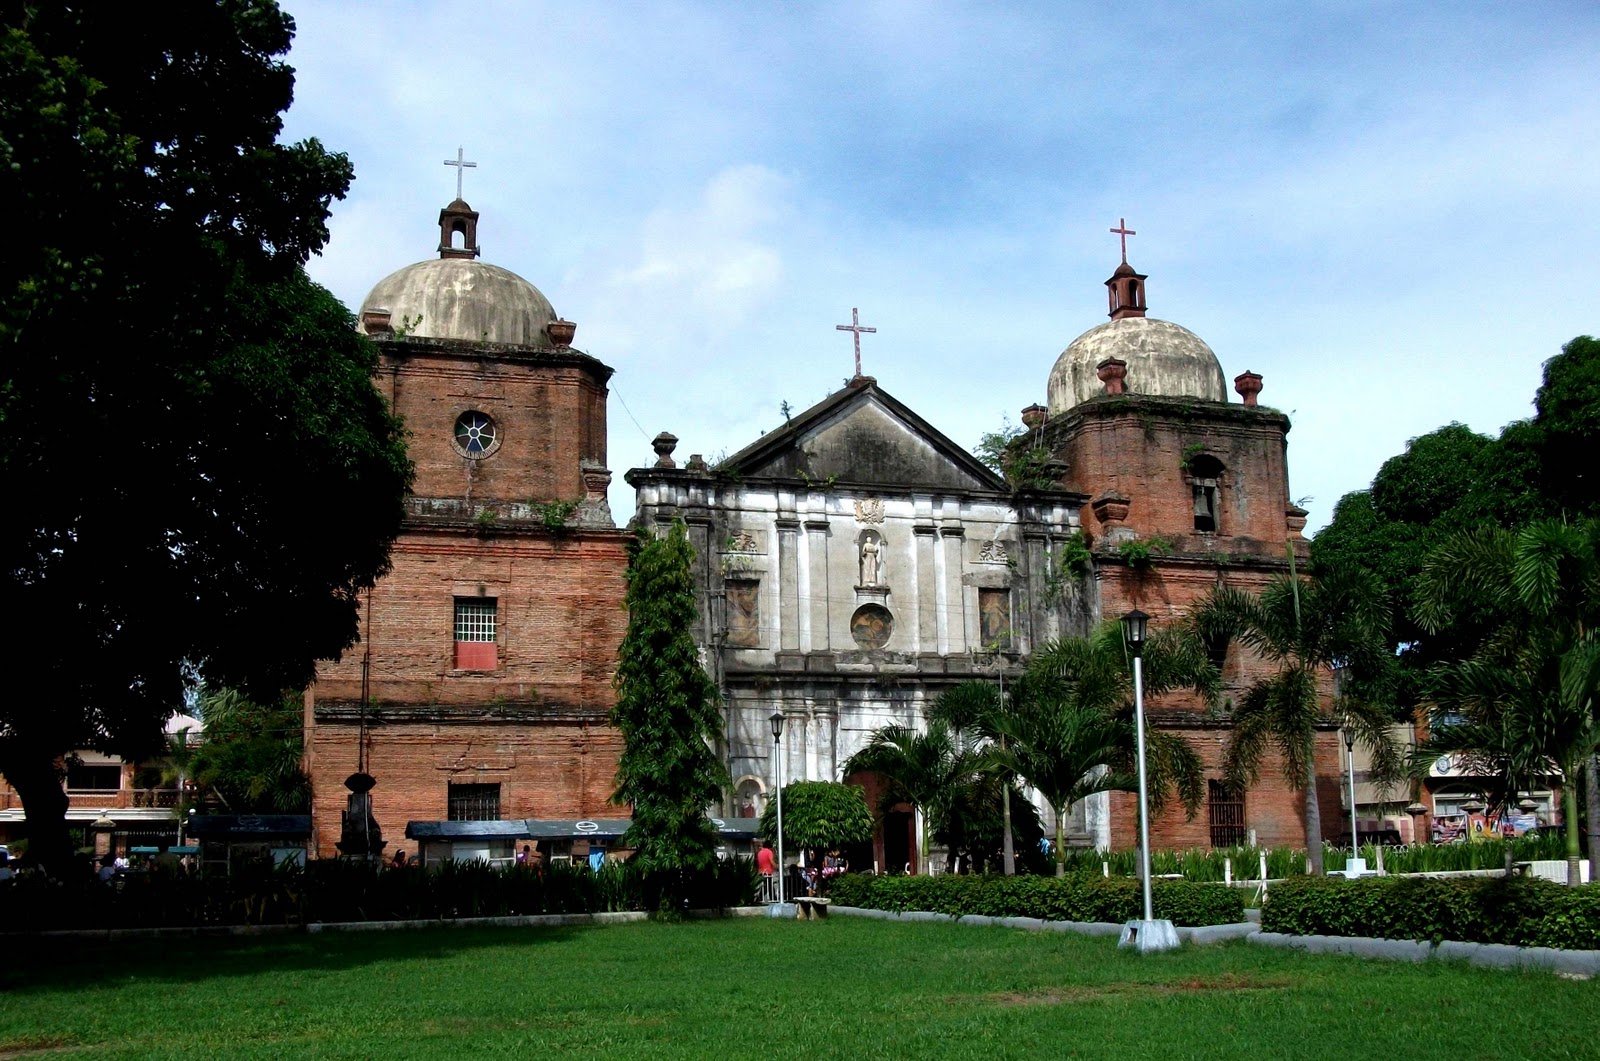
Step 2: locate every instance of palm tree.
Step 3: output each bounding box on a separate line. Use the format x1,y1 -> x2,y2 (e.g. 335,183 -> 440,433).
1195,562 -> 1401,876
1415,519 -> 1600,883
928,680 -> 1018,873
843,719 -> 990,873
994,623 -> 1212,876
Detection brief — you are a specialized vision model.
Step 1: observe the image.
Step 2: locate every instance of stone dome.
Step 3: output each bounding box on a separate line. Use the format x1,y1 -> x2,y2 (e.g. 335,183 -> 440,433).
360,257 -> 559,350
1047,316 -> 1228,414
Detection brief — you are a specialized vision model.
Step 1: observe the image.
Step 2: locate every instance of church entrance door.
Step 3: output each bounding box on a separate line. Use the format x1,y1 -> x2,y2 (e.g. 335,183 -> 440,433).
882,809 -> 912,875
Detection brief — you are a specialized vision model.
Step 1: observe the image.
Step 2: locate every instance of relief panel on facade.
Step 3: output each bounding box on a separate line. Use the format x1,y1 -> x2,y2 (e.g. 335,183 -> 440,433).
726,578 -> 761,647
978,587 -> 1011,650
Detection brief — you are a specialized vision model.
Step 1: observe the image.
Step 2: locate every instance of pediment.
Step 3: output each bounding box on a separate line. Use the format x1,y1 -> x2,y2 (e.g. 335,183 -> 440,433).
720,382 -> 1005,492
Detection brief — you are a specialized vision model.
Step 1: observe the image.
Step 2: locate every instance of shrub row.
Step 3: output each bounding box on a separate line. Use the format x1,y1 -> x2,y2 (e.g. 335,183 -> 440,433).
1261,876 -> 1600,951
828,873 -> 1244,927
0,857 -> 759,931
1052,833 -> 1570,882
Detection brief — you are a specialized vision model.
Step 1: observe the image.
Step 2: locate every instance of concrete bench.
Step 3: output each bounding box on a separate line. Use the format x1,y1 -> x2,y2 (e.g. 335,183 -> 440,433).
794,897 -> 831,921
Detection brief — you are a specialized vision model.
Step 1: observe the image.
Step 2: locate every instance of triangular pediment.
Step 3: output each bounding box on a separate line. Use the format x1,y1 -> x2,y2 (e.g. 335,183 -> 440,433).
719,380 -> 1006,492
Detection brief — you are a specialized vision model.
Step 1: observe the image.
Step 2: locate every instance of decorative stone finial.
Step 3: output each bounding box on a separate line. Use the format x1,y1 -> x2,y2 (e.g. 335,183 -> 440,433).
1092,491 -> 1131,525
1235,371 -> 1263,407
361,308 -> 393,336
1020,403 -> 1048,429
548,319 -> 577,347
1097,357 -> 1128,395
1286,505 -> 1308,537
652,432 -> 679,469
686,454 -> 709,473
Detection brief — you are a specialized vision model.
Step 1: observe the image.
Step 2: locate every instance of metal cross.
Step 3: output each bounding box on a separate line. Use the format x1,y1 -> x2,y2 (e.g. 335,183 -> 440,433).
1110,217 -> 1136,263
835,307 -> 877,378
444,147 -> 477,201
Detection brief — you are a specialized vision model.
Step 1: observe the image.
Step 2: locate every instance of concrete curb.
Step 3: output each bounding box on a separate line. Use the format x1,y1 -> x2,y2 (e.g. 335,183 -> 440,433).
829,905 -> 1234,942
1251,930 -> 1600,975
828,905 -> 1600,976
3,906 -> 769,942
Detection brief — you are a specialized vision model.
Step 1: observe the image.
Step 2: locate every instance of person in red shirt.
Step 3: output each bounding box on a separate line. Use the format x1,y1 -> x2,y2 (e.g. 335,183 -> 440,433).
756,841 -> 776,877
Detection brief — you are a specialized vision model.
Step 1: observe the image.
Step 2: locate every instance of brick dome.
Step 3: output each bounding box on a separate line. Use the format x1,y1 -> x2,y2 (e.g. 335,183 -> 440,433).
360,257 -> 559,350
1047,316 -> 1228,414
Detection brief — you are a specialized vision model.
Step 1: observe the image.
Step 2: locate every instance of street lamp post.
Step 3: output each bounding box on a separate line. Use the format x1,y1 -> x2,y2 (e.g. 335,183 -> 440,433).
1117,609 -> 1177,953
1343,728 -> 1366,877
770,712 -> 785,906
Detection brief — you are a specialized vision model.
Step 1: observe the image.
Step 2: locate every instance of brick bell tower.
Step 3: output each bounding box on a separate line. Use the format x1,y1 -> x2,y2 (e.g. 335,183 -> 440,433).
304,184 -> 631,860
1017,221 -> 1332,855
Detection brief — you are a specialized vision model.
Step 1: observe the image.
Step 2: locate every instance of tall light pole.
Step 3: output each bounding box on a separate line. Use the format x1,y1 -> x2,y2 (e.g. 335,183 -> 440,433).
770,712 -> 786,905
1343,727 -> 1366,877
1118,609 -> 1177,953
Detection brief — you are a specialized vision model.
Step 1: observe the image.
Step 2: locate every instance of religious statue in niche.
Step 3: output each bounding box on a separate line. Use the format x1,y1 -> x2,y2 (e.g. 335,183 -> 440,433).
858,532 -> 884,587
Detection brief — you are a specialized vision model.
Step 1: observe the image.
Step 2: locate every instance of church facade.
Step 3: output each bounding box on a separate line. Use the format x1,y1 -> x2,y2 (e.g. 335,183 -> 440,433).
627,247 -> 1341,866
303,198 -> 630,858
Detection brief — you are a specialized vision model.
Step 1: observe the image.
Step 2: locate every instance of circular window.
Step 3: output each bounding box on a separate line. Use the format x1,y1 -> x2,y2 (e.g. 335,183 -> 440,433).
850,604 -> 894,650
453,411 -> 500,459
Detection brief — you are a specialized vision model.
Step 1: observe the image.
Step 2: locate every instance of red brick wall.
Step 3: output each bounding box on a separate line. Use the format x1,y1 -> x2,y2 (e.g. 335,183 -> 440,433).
305,334 -> 629,858
1051,399 -> 1298,553
378,343 -> 610,506
306,527 -> 630,857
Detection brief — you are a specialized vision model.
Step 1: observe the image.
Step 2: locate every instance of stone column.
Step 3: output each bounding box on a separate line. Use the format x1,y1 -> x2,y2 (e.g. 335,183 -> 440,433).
913,525 -> 937,656
941,526 -> 967,654
806,520 -> 830,652
776,519 -> 800,652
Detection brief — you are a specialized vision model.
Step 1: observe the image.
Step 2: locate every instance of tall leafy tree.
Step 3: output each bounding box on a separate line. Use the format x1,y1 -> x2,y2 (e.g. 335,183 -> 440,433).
756,780 -> 874,853
0,2 -> 411,871
611,523 -> 730,883
1197,564 -> 1401,875
1415,518 -> 1600,883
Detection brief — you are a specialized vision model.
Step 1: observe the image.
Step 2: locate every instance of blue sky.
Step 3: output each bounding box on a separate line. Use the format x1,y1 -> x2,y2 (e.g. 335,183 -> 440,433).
281,1 -> 1600,531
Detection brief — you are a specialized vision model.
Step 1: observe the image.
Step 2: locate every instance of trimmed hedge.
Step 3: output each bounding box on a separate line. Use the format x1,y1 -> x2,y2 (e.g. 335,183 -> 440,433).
0,857 -> 759,931
1261,876 -> 1600,951
828,873 -> 1244,927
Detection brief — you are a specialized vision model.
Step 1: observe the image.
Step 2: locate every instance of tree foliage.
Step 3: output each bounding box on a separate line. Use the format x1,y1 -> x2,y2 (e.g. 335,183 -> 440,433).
997,624 -> 1212,875
0,2 -> 412,871
611,523 -> 729,877
189,688 -> 311,814
1195,564 -> 1401,875
1413,518 -> 1600,882
756,781 -> 874,851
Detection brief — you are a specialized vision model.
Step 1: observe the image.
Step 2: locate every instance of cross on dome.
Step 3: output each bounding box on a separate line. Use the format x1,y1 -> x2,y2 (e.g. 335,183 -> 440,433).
835,308 -> 877,379
1110,217 -> 1136,264
444,147 -> 477,201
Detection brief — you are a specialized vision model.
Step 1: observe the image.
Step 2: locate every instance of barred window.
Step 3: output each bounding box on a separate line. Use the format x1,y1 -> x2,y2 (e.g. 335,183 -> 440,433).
1208,780 -> 1246,848
454,598 -> 497,642
448,783 -> 501,822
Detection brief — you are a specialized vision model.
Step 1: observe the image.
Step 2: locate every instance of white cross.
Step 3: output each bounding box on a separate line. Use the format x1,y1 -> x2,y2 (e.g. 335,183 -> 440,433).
444,147 -> 477,200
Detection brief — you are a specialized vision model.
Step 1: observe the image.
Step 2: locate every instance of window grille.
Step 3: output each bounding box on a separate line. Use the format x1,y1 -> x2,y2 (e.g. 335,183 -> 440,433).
1208,780 -> 1246,848
454,598 -> 497,642
448,783 -> 501,822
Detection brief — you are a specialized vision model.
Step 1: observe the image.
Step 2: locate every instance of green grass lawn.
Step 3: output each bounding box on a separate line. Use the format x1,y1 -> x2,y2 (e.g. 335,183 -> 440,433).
2,917 -> 1595,1059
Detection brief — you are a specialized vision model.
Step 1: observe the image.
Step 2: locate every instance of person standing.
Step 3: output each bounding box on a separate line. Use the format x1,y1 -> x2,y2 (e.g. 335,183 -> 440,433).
756,840 -> 776,900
